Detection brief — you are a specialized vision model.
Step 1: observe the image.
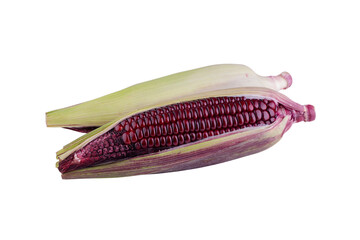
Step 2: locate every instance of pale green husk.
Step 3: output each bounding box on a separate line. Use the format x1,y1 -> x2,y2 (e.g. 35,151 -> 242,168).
47,64 -> 291,128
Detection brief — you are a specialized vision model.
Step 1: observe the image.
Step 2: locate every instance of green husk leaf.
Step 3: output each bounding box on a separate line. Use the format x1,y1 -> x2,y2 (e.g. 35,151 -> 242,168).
47,64 -> 291,129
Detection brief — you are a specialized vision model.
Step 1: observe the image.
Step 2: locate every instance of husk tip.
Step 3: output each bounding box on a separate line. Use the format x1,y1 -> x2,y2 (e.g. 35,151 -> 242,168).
304,105 -> 316,122
279,72 -> 293,89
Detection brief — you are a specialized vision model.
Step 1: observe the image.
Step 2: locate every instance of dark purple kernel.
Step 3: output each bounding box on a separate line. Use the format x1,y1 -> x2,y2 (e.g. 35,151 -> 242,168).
249,112 -> 256,124
172,136 -> 179,146
232,116 -> 238,127
241,101 -> 247,111
253,100 -> 259,109
198,108 -> 204,118
194,121 -> 200,132
189,120 -> 195,132
141,139 -> 147,148
149,125 -> 156,137
200,120 -> 206,131
235,102 -> 242,113
210,118 -> 217,130
203,107 -> 209,118
144,117 -> 150,125
237,114 -> 244,125
122,133 -> 131,145
184,134 -> 191,143
193,109 -> 199,119
131,120 -> 138,129
221,115 -> 228,128
174,111 -> 182,120
156,125 -> 162,136
167,124 -> 173,135
178,135 -> 185,145
255,110 -> 262,121
178,121 -> 184,133
148,137 -> 155,148
205,119 -> 211,130
260,102 -> 267,110
219,105 -> 225,115
185,109 -> 192,119
135,143 -> 141,150
150,116 -> 157,125
115,124 -> 122,132
214,106 -> 220,115
129,131 -> 137,143
124,123 -> 131,131
227,115 -> 233,127
262,111 -> 270,121
243,112 -> 250,124
156,115 -> 164,125
181,111 -> 186,119
225,105 -> 231,115
246,99 -> 254,111
268,109 -> 275,117
164,114 -> 170,123
170,112 -> 176,122
208,107 -> 214,117
268,101 -> 276,109
173,123 -> 179,134
190,133 -> 196,141
142,127 -> 150,138
230,103 -> 237,114
184,120 -> 190,132
166,136 -> 172,147
160,137 -> 166,146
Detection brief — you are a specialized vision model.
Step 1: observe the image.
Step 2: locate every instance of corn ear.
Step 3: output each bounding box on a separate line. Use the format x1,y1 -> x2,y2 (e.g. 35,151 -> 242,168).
56,87 -> 315,179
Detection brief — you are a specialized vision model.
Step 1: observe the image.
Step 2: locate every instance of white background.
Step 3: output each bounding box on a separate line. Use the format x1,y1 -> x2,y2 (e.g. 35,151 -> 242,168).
1,1 -> 359,239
